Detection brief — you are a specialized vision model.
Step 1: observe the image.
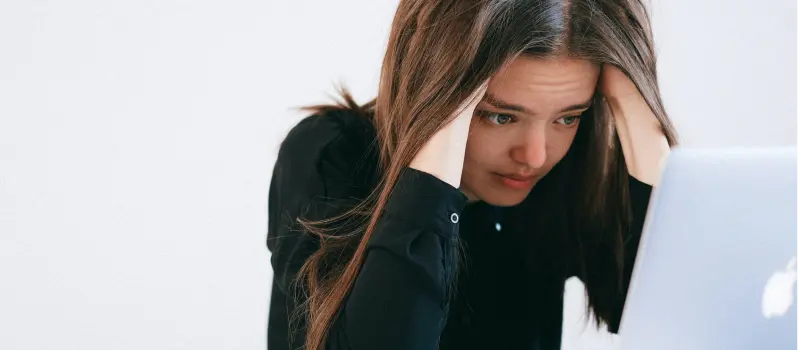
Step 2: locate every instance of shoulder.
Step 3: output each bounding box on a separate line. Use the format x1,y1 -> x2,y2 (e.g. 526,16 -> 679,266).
268,108 -> 379,290
275,108 -> 380,201
280,108 -> 375,157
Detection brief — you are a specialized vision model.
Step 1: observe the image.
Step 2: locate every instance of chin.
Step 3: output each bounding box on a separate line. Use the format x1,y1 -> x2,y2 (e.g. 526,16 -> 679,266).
462,175 -> 537,207
477,190 -> 530,207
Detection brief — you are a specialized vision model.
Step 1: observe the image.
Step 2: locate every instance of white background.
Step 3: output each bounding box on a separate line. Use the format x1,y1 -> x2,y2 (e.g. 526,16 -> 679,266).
0,0 -> 795,349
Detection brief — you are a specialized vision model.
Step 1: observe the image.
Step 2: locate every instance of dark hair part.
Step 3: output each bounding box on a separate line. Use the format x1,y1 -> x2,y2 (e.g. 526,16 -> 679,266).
293,1 -> 678,348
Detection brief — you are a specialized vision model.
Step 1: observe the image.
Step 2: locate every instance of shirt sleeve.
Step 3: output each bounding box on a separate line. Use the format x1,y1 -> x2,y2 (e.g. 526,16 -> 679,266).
609,175 -> 654,333
267,113 -> 468,350
623,175 -> 653,291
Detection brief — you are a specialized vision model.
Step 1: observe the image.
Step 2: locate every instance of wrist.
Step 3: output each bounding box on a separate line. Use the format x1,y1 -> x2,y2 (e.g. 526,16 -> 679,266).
606,94 -> 658,124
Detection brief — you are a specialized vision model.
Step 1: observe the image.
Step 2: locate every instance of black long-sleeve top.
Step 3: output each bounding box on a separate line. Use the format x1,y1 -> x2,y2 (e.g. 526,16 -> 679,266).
267,109 -> 653,350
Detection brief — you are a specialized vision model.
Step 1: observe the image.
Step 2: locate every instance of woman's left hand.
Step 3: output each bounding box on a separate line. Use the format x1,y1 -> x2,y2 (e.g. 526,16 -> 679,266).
599,64 -> 642,103
598,64 -> 671,187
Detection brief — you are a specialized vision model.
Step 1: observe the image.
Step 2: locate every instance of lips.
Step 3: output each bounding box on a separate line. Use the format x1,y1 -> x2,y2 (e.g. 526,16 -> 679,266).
494,172 -> 537,190
497,173 -> 537,182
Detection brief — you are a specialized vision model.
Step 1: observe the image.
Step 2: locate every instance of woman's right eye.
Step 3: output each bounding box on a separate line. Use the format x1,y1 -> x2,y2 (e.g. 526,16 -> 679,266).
480,112 -> 514,125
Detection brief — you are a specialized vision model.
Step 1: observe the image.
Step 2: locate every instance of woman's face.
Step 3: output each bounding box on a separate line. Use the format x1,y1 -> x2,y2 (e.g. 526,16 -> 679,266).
461,56 -> 600,206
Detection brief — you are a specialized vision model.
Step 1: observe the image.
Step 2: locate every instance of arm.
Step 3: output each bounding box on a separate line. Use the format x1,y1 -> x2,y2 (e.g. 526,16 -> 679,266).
602,175 -> 654,334
333,169 -> 466,349
268,114 -> 466,350
601,65 -> 671,187
599,65 -> 667,332
608,96 -> 670,186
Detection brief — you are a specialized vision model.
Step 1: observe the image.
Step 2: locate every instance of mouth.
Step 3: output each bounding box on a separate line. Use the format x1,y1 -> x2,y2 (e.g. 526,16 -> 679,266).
493,172 -> 537,190
498,173 -> 537,181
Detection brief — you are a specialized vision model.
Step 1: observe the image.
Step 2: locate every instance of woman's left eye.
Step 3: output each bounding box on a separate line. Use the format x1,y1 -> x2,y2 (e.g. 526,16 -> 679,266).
555,115 -> 581,126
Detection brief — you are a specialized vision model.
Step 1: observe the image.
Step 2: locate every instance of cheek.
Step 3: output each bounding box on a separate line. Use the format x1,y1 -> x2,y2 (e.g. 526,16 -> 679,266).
545,128 -> 579,164
464,127 -> 507,168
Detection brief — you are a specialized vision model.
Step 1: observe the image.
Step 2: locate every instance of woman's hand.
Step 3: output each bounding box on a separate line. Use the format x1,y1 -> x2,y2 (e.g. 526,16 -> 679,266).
599,65 -> 670,186
409,83 -> 488,189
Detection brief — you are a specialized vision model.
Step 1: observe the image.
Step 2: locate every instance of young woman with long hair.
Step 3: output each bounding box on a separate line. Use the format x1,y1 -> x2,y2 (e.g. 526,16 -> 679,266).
267,1 -> 678,349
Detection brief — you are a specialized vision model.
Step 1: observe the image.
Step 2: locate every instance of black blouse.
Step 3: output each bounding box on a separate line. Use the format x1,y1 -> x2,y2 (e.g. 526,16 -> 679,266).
267,109 -> 653,350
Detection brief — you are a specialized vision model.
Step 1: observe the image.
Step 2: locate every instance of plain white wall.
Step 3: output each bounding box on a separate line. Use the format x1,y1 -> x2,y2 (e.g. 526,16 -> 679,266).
0,1 -> 794,350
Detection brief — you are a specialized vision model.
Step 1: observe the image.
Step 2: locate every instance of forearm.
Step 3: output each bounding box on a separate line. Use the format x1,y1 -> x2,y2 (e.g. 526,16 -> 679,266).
606,95 -> 670,186
342,168 -> 465,349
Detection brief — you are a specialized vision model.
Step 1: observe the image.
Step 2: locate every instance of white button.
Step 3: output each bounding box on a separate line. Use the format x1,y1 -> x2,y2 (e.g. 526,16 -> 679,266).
495,223 -> 502,232
450,213 -> 459,223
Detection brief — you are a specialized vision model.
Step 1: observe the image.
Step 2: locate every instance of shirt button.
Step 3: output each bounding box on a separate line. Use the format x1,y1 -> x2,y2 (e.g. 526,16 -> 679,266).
450,213 -> 459,223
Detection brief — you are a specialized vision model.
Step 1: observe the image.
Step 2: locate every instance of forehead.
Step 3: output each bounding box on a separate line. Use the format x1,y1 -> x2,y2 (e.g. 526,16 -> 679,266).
487,56 -> 600,114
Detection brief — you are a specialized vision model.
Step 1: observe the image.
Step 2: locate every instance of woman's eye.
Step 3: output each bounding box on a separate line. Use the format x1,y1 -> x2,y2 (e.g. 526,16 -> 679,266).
484,113 -> 514,125
555,115 -> 581,126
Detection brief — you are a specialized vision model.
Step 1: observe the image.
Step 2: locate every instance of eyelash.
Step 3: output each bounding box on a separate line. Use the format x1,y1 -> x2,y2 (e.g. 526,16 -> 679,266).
555,115 -> 582,126
477,111 -> 516,125
477,111 -> 582,127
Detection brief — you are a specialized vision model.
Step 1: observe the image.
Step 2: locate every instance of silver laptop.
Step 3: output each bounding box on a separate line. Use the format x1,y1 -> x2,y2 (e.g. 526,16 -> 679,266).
619,147 -> 797,350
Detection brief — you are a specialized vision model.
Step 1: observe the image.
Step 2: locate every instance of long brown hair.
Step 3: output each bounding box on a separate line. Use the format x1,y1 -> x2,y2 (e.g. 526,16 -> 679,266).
292,1 -> 679,348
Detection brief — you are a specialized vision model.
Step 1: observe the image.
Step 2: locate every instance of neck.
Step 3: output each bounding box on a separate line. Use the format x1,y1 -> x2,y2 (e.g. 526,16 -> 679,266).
460,187 -> 481,203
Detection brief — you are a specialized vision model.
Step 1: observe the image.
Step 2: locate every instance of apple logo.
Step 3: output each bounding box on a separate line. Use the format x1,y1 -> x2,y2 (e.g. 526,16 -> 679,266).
761,256 -> 797,319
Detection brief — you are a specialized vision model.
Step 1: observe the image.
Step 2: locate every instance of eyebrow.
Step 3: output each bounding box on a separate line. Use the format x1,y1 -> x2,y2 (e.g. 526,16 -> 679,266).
482,92 -> 593,115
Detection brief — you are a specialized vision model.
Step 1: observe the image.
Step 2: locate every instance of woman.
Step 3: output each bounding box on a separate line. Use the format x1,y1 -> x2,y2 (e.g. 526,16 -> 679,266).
268,0 -> 678,349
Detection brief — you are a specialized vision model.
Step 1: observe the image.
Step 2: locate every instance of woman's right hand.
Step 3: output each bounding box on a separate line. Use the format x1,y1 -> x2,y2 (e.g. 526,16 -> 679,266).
409,83 -> 488,189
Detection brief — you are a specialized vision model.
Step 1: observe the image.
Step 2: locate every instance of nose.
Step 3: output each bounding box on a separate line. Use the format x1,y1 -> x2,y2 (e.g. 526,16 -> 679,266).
510,128 -> 547,170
